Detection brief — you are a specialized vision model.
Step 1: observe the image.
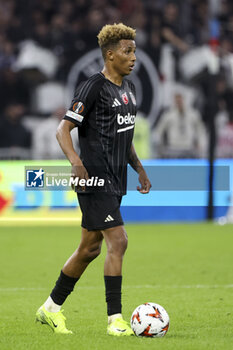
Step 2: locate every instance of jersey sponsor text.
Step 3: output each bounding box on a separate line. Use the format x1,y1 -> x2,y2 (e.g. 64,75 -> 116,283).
117,113 -> 136,125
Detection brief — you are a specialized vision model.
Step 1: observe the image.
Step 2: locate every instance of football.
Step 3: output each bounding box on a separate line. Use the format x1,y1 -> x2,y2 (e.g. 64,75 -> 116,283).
130,302 -> 169,337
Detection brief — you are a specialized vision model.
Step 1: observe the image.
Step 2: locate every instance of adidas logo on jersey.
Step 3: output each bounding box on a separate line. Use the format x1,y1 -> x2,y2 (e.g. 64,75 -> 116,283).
104,215 -> 114,222
112,98 -> 121,107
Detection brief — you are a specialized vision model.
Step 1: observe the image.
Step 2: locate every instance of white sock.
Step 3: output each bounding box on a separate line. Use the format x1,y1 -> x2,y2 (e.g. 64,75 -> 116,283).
108,313 -> 122,324
44,296 -> 61,313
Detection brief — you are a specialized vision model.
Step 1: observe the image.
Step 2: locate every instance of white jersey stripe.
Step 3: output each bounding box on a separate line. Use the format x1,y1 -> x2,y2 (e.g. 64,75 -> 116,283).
66,110 -> 84,122
117,125 -> 135,133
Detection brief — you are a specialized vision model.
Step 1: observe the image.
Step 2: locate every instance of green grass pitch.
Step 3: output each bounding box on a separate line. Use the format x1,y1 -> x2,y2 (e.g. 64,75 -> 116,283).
0,223 -> 233,350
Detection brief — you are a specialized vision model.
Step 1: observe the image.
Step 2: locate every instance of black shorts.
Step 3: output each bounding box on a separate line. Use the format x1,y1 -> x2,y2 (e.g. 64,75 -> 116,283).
77,192 -> 124,231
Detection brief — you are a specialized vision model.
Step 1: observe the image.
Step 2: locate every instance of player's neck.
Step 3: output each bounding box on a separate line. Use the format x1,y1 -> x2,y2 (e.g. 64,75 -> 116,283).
101,67 -> 123,87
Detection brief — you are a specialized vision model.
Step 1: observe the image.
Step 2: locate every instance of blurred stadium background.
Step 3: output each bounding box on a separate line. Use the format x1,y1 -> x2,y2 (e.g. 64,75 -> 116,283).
1,0 -> 233,223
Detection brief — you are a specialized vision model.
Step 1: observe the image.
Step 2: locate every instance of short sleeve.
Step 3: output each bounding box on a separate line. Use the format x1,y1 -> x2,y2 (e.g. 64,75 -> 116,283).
128,80 -> 137,113
64,80 -> 96,127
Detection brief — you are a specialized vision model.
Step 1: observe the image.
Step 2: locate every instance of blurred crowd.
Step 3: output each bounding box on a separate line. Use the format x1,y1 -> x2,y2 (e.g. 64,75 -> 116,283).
1,0 -> 233,159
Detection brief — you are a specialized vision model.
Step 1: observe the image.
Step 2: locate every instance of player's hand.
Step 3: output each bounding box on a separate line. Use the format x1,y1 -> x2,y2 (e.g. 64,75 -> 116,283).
71,162 -> 89,192
137,169 -> 152,194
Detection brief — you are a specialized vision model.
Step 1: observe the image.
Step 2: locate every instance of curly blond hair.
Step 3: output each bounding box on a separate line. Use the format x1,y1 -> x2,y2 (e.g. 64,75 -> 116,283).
97,23 -> 136,59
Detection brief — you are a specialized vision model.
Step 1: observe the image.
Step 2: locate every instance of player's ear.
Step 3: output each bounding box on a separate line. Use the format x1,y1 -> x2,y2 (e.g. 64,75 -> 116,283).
106,49 -> 114,61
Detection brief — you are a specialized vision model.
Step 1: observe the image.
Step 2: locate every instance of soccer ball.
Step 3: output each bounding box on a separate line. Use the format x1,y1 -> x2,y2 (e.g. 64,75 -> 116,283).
130,302 -> 169,337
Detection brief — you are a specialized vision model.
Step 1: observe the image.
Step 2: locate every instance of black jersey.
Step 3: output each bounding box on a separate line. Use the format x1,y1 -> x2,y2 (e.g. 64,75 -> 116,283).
64,72 -> 137,195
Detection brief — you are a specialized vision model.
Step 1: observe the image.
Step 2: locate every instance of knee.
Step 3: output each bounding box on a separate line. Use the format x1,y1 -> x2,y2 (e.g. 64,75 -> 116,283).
108,229 -> 128,256
79,243 -> 102,263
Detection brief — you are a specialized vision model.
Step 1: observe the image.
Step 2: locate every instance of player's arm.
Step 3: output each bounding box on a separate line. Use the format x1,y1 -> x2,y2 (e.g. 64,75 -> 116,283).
56,119 -> 89,181
128,143 -> 151,194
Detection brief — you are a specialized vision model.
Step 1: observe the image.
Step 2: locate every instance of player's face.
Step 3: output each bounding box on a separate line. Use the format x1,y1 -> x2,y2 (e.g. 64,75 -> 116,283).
112,40 -> 136,76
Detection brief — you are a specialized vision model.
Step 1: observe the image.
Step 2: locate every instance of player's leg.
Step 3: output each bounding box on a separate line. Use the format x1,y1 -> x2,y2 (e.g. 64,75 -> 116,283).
102,225 -> 127,275
62,228 -> 103,277
36,228 -> 103,333
102,225 -> 133,336
48,228 -> 103,305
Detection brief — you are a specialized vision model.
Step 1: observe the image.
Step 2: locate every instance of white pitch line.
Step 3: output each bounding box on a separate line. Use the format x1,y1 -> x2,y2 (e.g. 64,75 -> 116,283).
0,218 -> 80,221
0,285 -> 233,292
0,287 -> 47,292
126,284 -> 233,289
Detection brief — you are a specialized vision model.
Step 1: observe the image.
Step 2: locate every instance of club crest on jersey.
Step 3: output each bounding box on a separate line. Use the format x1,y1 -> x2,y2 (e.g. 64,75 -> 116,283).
73,101 -> 84,114
129,92 -> 136,106
121,92 -> 129,105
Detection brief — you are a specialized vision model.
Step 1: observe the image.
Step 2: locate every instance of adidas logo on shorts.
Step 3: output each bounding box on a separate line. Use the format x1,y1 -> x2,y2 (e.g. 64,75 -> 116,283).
104,215 -> 114,222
